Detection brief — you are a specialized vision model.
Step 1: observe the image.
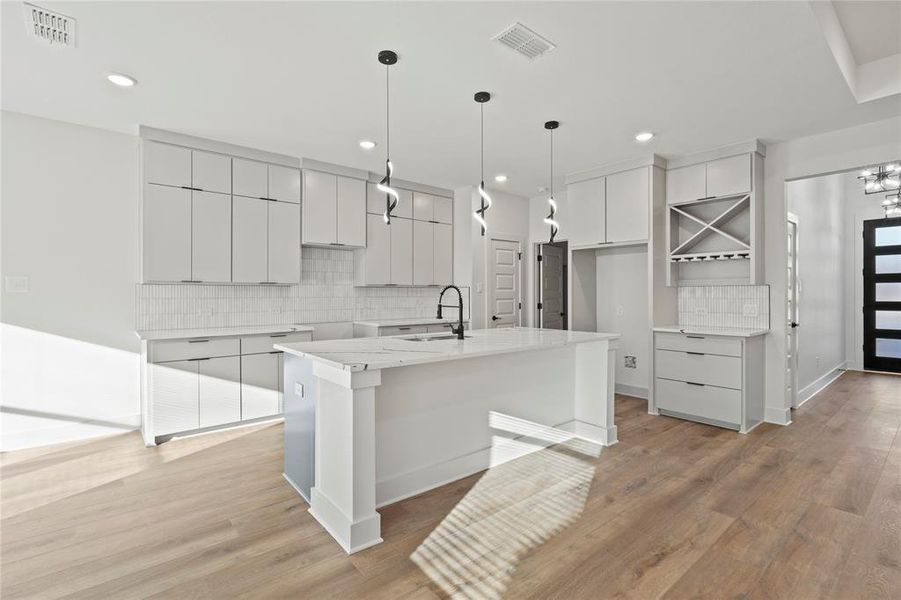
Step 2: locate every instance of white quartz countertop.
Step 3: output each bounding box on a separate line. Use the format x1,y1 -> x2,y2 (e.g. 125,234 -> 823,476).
136,324 -> 314,341
354,317 -> 470,328
276,327 -> 619,372
653,325 -> 769,338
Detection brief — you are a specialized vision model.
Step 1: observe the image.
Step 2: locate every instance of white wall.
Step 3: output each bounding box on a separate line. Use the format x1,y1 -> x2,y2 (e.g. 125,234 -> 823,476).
468,187 -> 530,329
764,115 -> 901,424
595,246 -> 649,397
1,111 -> 141,450
786,174 -> 847,399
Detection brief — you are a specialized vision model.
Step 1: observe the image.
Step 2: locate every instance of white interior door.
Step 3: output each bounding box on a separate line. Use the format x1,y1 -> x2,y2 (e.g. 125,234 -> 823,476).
541,244 -> 566,330
488,238 -> 520,328
786,214 -> 800,408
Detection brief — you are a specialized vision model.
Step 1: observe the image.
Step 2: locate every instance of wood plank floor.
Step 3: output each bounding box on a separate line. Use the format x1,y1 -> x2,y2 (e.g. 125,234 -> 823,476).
2,370 -> 899,599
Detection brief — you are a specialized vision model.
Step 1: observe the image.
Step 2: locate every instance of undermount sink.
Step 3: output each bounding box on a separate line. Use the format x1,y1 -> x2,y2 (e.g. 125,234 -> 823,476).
402,334 -> 469,342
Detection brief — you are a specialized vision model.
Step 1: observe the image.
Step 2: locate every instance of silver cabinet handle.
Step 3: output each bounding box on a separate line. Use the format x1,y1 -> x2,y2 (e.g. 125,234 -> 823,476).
188,339 -> 210,344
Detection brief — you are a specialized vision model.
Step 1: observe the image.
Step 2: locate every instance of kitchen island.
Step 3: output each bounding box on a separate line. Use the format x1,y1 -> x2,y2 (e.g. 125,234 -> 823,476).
277,327 -> 619,553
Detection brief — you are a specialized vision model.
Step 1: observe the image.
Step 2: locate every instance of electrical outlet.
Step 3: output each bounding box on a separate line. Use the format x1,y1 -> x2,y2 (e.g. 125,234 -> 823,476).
294,382 -> 304,398
5,276 -> 29,293
742,303 -> 758,317
624,356 -> 637,369
616,305 -> 624,316
694,307 -> 709,317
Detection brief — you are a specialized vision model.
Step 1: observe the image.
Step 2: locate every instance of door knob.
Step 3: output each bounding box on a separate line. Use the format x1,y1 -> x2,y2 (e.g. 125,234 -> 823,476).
491,315 -> 500,321
791,322 -> 799,328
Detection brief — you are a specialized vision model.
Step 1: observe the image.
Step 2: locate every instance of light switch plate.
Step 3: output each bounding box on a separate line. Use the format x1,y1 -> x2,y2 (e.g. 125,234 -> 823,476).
5,276 -> 29,293
742,303 -> 758,317
694,307 -> 708,317
294,382 -> 304,398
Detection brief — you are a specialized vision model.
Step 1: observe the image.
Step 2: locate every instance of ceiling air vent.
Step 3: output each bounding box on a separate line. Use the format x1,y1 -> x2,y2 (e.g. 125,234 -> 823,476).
24,3 -> 76,47
493,22 -> 555,60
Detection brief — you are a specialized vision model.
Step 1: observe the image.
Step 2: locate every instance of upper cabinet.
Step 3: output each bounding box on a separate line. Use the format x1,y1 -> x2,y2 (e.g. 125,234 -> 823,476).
302,170 -> 366,247
268,165 -> 301,203
367,182 -> 413,218
413,192 -> 453,224
144,142 -> 230,194
192,151 -> 231,194
666,154 -> 750,205
234,159 -> 300,203
566,177 -> 606,247
606,167 -> 649,244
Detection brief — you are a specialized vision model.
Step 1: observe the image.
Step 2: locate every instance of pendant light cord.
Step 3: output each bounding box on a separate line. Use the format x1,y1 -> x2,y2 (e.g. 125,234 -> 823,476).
550,128 -> 554,197
480,103 -> 484,183
385,64 -> 390,159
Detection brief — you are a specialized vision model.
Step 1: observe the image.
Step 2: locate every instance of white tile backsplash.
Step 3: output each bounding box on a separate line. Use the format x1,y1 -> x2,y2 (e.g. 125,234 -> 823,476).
678,285 -> 770,330
136,247 -> 469,331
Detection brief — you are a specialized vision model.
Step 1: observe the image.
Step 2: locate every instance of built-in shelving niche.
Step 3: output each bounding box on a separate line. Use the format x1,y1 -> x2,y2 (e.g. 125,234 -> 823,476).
667,192 -> 753,285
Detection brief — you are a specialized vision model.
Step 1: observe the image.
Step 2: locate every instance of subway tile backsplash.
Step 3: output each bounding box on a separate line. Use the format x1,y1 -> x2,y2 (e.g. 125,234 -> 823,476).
678,285 -> 770,330
136,247 -> 468,331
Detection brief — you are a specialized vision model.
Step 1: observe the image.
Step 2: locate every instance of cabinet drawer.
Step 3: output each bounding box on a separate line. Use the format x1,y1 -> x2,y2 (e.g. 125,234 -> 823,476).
426,323 -> 455,334
655,377 -> 741,426
655,349 -> 741,389
241,332 -> 312,354
654,332 -> 741,357
379,325 -> 428,336
149,338 -> 240,363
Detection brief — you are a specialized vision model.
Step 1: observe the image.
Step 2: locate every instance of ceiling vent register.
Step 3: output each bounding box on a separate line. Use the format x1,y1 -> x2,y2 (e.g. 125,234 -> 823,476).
24,3 -> 75,47
493,22 -> 555,60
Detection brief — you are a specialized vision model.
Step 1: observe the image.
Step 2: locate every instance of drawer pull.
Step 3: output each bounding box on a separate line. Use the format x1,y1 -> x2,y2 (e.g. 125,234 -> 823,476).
686,335 -> 705,339
686,351 -> 705,356
398,327 -> 412,331
188,339 -> 210,344
270,334 -> 288,338
685,381 -> 705,387
188,357 -> 210,362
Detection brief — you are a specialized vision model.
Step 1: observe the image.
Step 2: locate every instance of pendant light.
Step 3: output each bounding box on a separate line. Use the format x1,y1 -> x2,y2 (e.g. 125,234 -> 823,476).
544,120 -> 560,243
377,50 -> 400,224
473,91 -> 492,236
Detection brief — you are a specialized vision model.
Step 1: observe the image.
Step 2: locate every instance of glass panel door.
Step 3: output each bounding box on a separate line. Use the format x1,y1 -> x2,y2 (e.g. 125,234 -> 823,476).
864,217 -> 901,372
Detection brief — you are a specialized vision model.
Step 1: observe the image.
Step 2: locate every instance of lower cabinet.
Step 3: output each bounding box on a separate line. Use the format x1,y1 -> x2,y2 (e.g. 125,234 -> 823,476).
199,357 -> 241,427
240,352 -> 282,420
151,360 -> 200,435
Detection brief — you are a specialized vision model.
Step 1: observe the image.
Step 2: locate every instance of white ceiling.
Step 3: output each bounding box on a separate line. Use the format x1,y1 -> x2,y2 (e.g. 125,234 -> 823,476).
3,1 -> 901,197
832,0 -> 901,64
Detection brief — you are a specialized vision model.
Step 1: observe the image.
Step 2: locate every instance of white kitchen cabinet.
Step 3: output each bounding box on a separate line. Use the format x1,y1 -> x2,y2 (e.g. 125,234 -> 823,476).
198,356 -> 241,428
192,150 -> 231,194
665,163 -> 706,205
367,182 -> 413,218
144,142 -> 191,188
233,158 -> 269,199
268,165 -> 301,203
413,192 -> 435,221
434,223 -> 453,285
151,360 -> 199,435
357,213 -> 391,285
192,191 -> 232,282
606,167 -> 649,244
434,196 -> 453,224
268,201 -> 301,284
390,217 -> 413,285
706,154 -> 750,199
241,352 -> 280,420
232,196 -> 269,283
413,220 -> 435,285
302,170 -> 336,245
336,176 -> 366,246
566,177 -> 606,246
144,184 -> 192,282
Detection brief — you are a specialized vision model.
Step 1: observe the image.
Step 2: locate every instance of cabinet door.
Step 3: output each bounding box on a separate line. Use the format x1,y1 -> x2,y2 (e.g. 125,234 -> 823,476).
390,217 -> 413,285
706,154 -> 751,198
144,142 -> 191,187
302,170 -> 337,245
666,163 -> 706,204
366,181 -> 384,214
434,223 -> 453,285
233,158 -> 268,199
367,183 -> 412,219
192,191 -> 232,282
413,192 -> 434,221
268,201 -> 301,284
232,196 -> 269,283
268,165 -> 301,204
413,220 -> 435,285
144,184 -> 192,282
198,356 -> 241,428
566,177 -> 606,246
360,213 -> 390,284
192,150 -> 231,194
606,167 -> 649,243
151,360 -> 199,435
434,197 -> 453,224
336,176 -> 366,247
241,353 -> 280,420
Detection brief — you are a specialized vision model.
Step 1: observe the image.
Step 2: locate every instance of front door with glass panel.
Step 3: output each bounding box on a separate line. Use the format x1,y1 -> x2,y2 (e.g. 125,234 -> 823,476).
863,217 -> 901,373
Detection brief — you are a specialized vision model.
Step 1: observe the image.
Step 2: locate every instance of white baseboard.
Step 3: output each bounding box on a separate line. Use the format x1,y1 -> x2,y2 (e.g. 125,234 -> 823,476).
796,362 -> 846,408
0,413 -> 141,452
764,406 -> 792,426
615,383 -> 648,399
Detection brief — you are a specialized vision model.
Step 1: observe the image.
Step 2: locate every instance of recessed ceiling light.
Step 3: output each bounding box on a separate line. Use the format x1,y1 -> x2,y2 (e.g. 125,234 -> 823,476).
494,174 -> 508,183
635,132 -> 654,142
107,73 -> 136,87
359,140 -> 377,150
